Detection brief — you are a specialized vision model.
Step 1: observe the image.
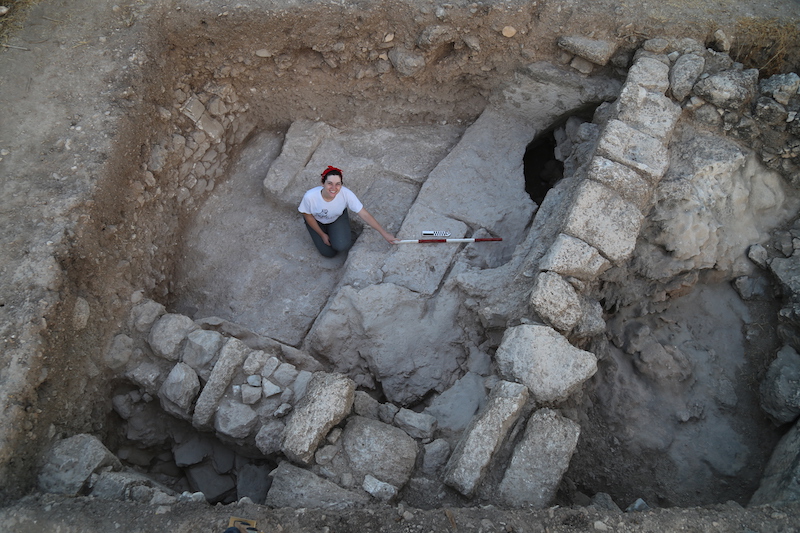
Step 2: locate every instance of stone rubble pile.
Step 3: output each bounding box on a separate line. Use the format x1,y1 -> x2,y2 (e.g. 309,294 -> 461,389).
38,30 -> 800,510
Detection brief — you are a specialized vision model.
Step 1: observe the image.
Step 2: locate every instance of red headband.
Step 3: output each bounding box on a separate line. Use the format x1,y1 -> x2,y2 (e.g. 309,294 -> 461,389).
321,165 -> 342,178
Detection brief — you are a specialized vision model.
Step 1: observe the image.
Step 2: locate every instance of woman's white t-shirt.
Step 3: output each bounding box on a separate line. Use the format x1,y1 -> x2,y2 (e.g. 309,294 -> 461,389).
298,186 -> 364,224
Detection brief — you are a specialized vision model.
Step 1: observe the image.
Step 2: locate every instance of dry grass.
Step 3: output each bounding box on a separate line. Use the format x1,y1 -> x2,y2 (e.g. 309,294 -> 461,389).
0,0 -> 41,48
732,17 -> 800,77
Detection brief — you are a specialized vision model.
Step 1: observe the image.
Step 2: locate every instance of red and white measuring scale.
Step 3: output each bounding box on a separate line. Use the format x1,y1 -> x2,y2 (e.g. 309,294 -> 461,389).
395,230 -> 502,244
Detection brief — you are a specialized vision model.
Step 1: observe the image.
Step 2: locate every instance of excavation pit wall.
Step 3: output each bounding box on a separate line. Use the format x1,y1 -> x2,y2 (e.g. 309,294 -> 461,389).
7,0 -> 800,514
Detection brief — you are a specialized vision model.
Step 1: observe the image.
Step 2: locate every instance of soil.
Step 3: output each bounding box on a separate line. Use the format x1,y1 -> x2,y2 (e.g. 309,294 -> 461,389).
2,0 -> 800,530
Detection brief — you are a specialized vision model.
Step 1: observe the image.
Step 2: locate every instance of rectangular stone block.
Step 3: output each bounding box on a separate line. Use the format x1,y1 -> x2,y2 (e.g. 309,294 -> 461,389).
587,156 -> 653,212
616,84 -> 682,141
626,56 -> 671,94
192,337 -> 251,429
563,179 -> 644,264
596,119 -> 669,182
498,409 -> 581,508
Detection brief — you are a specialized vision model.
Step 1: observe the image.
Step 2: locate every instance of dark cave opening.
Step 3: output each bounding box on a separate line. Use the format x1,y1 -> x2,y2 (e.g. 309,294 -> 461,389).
523,130 -> 563,206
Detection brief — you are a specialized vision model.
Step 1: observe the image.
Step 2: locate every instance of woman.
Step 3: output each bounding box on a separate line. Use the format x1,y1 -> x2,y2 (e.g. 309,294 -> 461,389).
298,165 -> 397,257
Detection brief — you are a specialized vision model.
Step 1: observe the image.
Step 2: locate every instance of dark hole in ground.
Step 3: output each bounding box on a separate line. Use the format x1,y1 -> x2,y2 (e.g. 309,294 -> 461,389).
523,131 -> 563,205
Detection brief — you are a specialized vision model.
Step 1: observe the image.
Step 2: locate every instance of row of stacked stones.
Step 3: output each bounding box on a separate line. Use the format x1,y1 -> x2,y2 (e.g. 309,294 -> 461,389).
552,35 -> 800,505
97,293 -> 595,508
139,81 -> 256,210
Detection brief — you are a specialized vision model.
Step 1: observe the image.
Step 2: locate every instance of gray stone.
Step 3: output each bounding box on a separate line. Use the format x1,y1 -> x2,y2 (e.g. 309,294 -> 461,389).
38,434 -> 121,495
262,379 -> 282,398
669,53 -> 705,101
424,372 -> 487,433
591,492 -> 623,512
266,462 -> 369,509
242,350 -> 269,375
394,408 -> 438,440
262,120 -> 340,206
749,417 -> 800,505
748,243 -> 769,269
422,439 -> 451,475
130,299 -> 166,333
353,390 -> 380,419
185,462 -> 235,504
388,47 -> 426,77
173,435 -> 213,467
616,83 -> 682,141
495,324 -> 597,403
563,176 -> 645,265
530,271 -> 584,333
281,372 -> 355,465
214,400 -> 258,439
596,119 -> 669,183
498,409 -> 581,508
759,72 -> 800,106
236,463 -> 271,505
342,416 -> 418,488
574,297 -> 607,338
381,206 -> 468,295
693,68 -> 759,110
159,362 -> 200,414
307,283 -> 464,405
255,419 -> 286,456
570,56 -> 594,74
293,370 -> 314,400
443,381 -> 528,497
272,362 -> 298,386
193,337 -> 251,429
182,329 -> 223,382
770,251 -> 800,295
760,345 -> 800,425
148,313 -> 197,361
105,334 -> 133,371
539,232 -> 612,281
362,474 -> 398,502
625,56 -> 670,93
379,402 -> 400,424
91,469 -> 174,502
125,360 -> 168,396
241,384 -> 262,405
557,36 -> 617,65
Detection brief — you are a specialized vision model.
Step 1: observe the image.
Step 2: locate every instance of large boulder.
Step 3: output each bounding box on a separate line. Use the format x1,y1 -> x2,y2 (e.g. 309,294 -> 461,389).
341,416 -> 418,488
38,434 -> 121,495
265,462 -> 369,509
494,324 -> 597,403
529,271 -> 584,333
760,345 -> 800,424
307,283 -> 464,405
281,372 -> 355,465
749,418 -> 800,506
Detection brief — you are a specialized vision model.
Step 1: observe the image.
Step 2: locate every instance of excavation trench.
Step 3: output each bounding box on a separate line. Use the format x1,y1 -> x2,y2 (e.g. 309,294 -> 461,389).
30,1 -> 797,512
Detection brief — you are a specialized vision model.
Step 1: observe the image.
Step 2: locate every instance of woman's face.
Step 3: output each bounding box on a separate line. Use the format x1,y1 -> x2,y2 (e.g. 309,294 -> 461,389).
323,175 -> 343,198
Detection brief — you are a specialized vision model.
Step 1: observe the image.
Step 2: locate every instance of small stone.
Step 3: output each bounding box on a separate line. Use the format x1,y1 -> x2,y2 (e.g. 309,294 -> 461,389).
255,49 -> 272,58
502,26 -> 517,38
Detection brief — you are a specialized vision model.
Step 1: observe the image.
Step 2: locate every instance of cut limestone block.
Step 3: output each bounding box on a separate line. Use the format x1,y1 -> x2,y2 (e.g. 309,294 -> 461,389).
494,324 -> 597,403
443,381 -> 528,497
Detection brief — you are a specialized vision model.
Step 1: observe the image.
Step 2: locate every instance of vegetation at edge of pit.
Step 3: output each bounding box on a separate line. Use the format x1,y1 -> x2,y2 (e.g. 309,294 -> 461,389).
0,0 -> 39,46
732,17 -> 800,77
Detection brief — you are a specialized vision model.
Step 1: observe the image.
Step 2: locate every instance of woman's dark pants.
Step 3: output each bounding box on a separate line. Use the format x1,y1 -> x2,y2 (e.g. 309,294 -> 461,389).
305,211 -> 352,257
